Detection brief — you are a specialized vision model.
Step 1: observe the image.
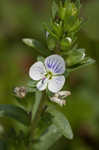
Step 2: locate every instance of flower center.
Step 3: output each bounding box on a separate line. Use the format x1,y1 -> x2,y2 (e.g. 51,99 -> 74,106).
45,71 -> 53,80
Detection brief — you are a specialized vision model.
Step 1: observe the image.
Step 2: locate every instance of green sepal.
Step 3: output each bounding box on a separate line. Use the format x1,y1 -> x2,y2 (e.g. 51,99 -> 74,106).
64,2 -> 78,18
60,37 -> 72,50
47,36 -> 56,50
59,7 -> 67,20
43,23 -> 58,39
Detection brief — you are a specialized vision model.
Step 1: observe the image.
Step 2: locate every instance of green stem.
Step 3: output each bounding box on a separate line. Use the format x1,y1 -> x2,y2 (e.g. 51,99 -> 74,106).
28,91 -> 46,150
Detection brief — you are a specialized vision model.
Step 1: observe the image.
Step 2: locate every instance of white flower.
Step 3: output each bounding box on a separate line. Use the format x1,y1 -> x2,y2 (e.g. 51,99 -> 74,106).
29,55 -> 66,93
50,90 -> 71,106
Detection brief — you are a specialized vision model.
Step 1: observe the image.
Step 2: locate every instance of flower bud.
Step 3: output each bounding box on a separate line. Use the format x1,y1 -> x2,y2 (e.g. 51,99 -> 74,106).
71,4 -> 78,16
59,8 -> 67,20
47,37 -> 56,50
60,37 -> 72,50
66,49 -> 85,67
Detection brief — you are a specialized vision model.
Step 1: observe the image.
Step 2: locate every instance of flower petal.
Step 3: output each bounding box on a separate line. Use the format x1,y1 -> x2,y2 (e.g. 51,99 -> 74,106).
45,55 -> 65,75
48,76 -> 65,93
29,62 -> 46,81
37,78 -> 48,91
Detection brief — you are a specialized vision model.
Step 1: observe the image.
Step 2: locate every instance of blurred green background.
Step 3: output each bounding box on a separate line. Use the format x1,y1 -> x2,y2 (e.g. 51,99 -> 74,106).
0,0 -> 99,150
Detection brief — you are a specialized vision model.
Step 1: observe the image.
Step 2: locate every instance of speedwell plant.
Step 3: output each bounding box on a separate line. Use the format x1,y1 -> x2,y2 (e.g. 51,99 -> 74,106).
0,0 -> 95,150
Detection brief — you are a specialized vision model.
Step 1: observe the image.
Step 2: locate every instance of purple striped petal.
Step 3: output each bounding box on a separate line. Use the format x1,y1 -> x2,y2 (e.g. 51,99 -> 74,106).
45,55 -> 66,75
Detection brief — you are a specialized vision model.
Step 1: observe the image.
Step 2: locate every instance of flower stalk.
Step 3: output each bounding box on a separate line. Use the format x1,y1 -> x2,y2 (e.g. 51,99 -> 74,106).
28,92 -> 46,150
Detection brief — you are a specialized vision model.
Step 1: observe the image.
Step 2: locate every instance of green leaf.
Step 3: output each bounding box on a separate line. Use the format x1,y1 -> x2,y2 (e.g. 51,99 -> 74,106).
0,104 -> 30,126
47,105 -> 73,140
67,57 -> 96,72
33,124 -> 62,150
81,57 -> 95,65
22,38 -> 50,56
